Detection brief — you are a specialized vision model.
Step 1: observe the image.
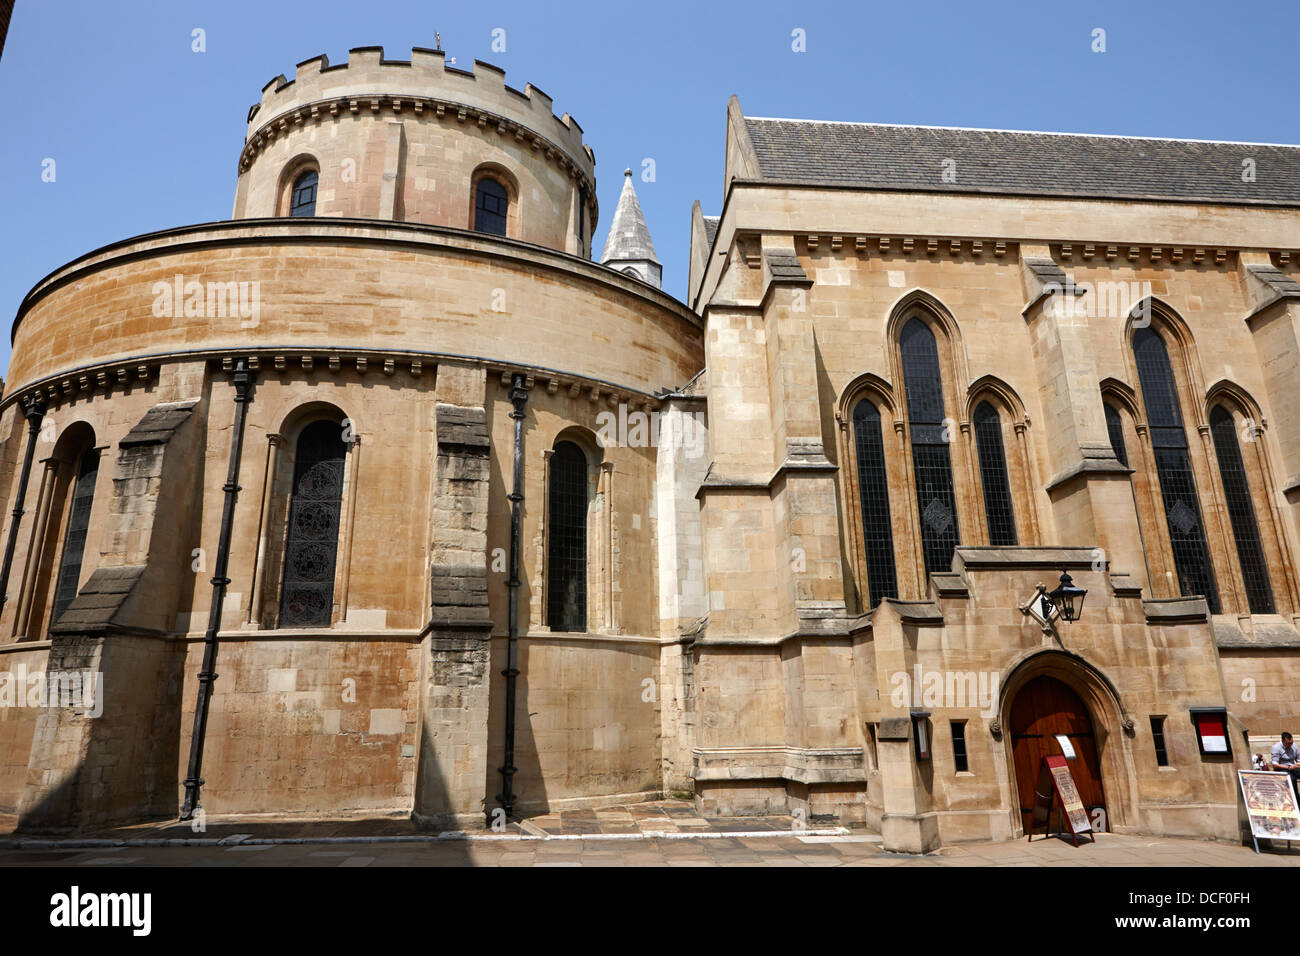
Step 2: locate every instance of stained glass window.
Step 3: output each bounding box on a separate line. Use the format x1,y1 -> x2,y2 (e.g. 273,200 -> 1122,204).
52,448 -> 100,622
547,441 -> 588,631
1210,406 -> 1274,614
852,399 -> 898,607
279,421 -> 346,627
901,318 -> 960,576
974,401 -> 1017,546
1133,327 -> 1219,613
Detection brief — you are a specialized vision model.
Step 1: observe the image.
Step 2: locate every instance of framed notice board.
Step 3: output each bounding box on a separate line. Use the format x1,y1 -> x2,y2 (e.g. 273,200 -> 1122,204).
1027,755 -> 1095,846
1238,770 -> 1300,853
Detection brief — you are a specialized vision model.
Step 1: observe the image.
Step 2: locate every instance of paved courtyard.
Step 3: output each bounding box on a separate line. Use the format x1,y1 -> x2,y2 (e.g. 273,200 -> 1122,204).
1,800 -> 1295,866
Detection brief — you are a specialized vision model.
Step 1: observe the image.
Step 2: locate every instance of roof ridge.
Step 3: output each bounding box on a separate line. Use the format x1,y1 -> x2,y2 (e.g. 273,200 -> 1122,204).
744,115 -> 1300,151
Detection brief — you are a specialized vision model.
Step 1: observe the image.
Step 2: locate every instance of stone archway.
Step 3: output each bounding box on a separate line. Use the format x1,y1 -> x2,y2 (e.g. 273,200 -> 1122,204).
997,650 -> 1137,836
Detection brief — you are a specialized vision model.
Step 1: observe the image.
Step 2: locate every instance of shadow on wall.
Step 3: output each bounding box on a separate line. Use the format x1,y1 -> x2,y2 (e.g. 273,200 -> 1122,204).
13,631 -> 471,863
481,396 -> 545,817
14,632 -> 186,834
485,639 -> 547,817
813,334 -> 861,612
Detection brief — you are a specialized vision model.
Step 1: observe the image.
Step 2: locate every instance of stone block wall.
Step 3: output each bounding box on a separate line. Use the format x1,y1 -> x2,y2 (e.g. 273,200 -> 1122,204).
0,644 -> 49,810
178,636 -> 420,816
486,635 -> 661,812
18,633 -> 184,829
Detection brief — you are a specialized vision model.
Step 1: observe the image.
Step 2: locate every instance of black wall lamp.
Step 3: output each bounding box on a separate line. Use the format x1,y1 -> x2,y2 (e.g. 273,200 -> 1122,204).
1047,570 -> 1087,622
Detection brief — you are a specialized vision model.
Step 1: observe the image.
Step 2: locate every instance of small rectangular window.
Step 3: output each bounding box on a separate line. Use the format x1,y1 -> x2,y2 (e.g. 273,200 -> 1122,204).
866,723 -> 879,771
951,720 -> 968,772
1151,715 -> 1169,766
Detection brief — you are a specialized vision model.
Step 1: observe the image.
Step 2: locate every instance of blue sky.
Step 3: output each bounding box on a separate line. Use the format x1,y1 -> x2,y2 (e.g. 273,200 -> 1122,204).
1,0 -> 1295,378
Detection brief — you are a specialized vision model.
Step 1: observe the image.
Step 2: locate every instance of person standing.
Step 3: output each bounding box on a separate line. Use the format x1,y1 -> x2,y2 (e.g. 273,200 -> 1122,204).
1271,732 -> 1300,796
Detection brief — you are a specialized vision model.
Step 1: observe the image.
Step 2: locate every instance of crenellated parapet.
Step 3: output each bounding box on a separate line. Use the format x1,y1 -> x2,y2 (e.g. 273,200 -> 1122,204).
242,47 -> 595,189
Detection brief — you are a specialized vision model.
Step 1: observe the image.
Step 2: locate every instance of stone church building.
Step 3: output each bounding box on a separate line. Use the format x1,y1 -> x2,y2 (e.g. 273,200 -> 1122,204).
1,47 -> 1297,851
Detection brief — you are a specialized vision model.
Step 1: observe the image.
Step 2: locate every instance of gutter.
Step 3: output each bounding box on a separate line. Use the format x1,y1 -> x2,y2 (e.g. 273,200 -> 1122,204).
496,373 -> 529,818
0,402 -> 46,613
181,359 -> 255,819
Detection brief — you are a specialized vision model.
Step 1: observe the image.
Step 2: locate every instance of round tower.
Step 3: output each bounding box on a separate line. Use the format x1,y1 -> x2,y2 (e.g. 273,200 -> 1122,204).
1,45 -> 703,833
232,47 -> 598,256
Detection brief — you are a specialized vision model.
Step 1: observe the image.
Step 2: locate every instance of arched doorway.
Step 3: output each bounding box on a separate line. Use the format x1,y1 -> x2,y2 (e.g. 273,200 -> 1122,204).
1009,676 -> 1106,833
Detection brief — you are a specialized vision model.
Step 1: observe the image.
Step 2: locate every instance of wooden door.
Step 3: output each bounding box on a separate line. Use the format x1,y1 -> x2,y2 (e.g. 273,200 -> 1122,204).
1010,676 -> 1106,833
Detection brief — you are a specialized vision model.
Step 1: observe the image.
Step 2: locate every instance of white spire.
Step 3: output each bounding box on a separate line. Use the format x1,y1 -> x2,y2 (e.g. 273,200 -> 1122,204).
601,169 -> 661,288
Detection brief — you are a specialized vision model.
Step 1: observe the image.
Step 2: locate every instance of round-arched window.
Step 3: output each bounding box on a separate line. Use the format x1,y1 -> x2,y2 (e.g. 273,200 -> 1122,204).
474,178 -> 509,236
547,441 -> 588,631
290,169 -> 318,217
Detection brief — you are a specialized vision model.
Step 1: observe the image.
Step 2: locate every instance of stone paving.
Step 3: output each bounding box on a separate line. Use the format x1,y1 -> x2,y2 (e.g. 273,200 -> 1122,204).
517,801 -> 819,836
1,800 -> 1297,866
0,800 -> 825,844
0,831 -> 1297,867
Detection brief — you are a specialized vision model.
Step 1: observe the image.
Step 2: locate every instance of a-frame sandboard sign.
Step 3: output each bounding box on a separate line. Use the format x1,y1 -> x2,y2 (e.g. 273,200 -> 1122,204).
1027,754 -> 1096,846
1238,770 -> 1300,854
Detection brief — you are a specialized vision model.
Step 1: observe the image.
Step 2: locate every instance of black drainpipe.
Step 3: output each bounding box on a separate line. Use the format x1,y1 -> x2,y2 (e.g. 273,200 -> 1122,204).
181,359 -> 254,819
496,372 -> 528,818
0,400 -> 47,612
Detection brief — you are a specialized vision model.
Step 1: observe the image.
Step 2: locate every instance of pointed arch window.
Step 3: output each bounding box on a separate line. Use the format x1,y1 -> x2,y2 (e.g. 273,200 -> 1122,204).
278,421 -> 346,627
290,169 -> 318,217
974,401 -> 1017,546
51,447 -> 100,622
852,399 -> 897,607
1133,327 -> 1220,613
900,317 -> 959,576
547,441 -> 588,631
474,178 -> 509,236
1104,403 -> 1129,467
1210,406 -> 1274,614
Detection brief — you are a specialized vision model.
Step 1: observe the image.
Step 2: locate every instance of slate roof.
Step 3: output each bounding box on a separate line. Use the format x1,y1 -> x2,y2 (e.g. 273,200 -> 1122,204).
48,565 -> 147,635
119,399 -> 199,447
702,215 -> 720,248
1023,258 -> 1071,287
601,169 -> 660,265
765,249 -> 807,281
1247,264 -> 1300,299
743,117 -> 1300,206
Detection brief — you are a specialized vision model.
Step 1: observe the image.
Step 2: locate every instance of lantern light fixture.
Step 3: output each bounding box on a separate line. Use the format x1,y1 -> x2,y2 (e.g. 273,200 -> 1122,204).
1047,570 -> 1087,623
